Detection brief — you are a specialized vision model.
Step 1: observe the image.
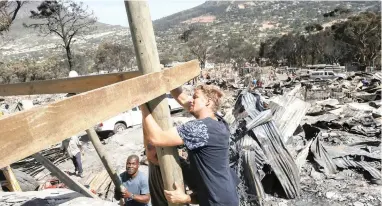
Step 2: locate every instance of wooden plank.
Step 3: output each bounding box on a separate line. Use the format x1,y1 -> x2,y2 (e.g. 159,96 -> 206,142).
125,2 -> 185,206
1,166 -> 22,192
84,173 -> 96,186
106,182 -> 115,201
0,60 -> 200,168
0,71 -> 141,96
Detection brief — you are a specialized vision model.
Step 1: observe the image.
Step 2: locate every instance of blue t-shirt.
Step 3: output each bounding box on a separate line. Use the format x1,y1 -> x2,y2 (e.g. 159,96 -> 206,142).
177,117 -> 239,206
118,171 -> 150,206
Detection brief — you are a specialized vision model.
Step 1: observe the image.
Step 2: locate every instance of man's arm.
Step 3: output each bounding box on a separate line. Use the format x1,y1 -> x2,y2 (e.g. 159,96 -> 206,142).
140,104 -> 184,147
143,121 -> 159,165
170,87 -> 191,111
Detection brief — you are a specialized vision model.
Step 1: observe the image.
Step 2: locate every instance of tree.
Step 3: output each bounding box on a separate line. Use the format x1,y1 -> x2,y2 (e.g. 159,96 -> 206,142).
0,62 -> 14,83
94,41 -> 135,73
42,56 -> 66,79
12,60 -> 29,82
0,1 -> 24,34
225,36 -> 255,68
71,49 -> 96,74
159,58 -> 172,66
180,27 -> 213,69
331,12 -> 381,66
24,0 -> 97,71
242,43 -> 257,65
322,32 -> 349,64
304,23 -> 323,32
260,11 -> 380,69
323,6 -> 351,18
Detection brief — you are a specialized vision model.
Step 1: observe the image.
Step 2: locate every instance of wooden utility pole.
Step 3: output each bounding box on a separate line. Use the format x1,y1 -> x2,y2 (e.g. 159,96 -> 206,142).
124,1 -> 184,205
85,128 -> 125,193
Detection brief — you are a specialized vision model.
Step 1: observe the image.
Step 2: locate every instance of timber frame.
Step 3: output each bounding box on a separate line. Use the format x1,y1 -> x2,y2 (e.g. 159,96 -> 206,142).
0,2 -> 197,204
0,60 -> 200,168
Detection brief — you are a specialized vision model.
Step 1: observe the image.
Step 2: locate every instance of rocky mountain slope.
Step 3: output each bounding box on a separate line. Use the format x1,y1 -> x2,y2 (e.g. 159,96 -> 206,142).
0,1 -> 380,62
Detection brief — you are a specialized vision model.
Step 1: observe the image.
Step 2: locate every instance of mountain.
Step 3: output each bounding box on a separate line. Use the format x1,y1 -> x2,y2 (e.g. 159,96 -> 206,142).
1,1 -> 380,63
153,1 -> 380,59
1,1 -> 127,62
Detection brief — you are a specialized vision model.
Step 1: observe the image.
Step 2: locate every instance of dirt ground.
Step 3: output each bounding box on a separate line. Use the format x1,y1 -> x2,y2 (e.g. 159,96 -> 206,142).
53,126 -> 147,185
45,114 -> 192,192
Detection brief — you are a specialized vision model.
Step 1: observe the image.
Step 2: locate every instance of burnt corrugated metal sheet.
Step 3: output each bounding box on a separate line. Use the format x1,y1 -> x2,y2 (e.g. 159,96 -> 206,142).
373,72 -> 382,81
310,136 -> 338,174
232,90 -> 301,200
269,95 -> 310,143
332,156 -> 382,180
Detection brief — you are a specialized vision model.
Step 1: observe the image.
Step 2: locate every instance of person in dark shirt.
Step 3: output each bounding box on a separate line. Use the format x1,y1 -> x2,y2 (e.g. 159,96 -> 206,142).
140,84 -> 239,206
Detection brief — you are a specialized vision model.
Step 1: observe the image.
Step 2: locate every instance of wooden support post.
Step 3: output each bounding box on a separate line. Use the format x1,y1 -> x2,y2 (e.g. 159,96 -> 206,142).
32,153 -> 97,198
85,128 -> 125,193
125,1 -> 184,205
1,166 -> 22,192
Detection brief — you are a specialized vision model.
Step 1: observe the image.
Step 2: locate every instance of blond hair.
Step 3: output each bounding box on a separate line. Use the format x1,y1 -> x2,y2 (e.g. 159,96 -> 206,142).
195,84 -> 224,112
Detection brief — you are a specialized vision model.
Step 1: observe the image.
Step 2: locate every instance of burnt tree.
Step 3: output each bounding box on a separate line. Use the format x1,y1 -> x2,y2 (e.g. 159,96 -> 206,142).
24,0 -> 96,71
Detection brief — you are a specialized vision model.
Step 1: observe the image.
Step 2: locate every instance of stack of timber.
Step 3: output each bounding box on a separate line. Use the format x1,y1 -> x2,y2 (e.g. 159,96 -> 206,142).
84,170 -> 114,201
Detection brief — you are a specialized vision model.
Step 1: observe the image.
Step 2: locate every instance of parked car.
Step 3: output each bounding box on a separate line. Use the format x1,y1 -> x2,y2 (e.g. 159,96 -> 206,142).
94,107 -> 142,134
166,93 -> 183,112
309,70 -> 346,81
95,95 -> 183,134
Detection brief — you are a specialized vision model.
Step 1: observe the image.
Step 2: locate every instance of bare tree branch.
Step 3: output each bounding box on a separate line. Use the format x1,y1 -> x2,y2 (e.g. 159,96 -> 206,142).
24,0 -> 97,71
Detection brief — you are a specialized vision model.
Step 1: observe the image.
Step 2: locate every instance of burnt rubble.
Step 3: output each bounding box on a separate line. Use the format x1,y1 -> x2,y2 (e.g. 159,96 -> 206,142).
223,71 -> 381,206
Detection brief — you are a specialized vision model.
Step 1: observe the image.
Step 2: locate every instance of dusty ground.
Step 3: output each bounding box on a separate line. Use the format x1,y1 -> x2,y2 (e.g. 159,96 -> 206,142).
36,114 -> 193,198
60,126 -> 149,183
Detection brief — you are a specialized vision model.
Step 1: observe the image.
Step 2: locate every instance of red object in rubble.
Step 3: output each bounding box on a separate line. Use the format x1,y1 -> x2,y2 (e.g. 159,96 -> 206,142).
40,178 -> 67,190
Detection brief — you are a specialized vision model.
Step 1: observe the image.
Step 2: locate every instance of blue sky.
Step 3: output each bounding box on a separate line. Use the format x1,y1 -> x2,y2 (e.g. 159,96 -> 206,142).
79,0 -> 205,26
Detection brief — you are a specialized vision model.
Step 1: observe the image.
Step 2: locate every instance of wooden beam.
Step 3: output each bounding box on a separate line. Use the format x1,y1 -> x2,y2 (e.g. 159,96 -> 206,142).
0,60 -> 200,168
1,166 -> 22,192
32,153 -> 98,198
85,128 -> 125,193
0,71 -> 141,96
125,2 -> 184,206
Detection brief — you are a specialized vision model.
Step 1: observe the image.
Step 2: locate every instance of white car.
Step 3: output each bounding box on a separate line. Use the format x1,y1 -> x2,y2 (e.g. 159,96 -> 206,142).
94,107 -> 142,134
166,94 -> 183,112
309,70 -> 347,81
95,96 -> 183,133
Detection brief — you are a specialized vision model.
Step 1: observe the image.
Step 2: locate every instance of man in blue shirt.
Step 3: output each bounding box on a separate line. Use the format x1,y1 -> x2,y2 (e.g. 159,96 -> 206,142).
115,155 -> 150,206
140,85 -> 239,206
